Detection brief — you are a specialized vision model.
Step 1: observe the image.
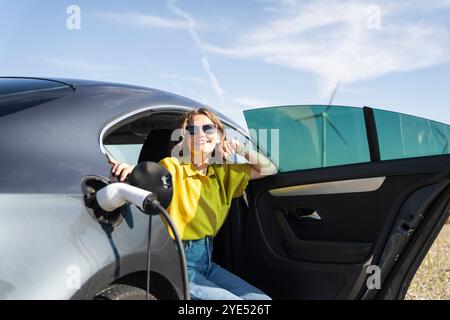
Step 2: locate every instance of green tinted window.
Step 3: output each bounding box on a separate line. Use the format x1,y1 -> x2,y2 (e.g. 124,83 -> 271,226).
244,105 -> 370,172
373,109 -> 450,160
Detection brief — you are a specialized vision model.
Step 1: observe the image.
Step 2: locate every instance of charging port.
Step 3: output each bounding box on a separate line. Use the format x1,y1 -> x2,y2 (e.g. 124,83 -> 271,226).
81,175 -> 124,227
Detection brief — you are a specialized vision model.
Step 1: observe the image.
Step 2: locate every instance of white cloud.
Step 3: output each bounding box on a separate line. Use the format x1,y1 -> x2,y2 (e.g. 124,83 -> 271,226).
166,1 -> 226,106
201,57 -> 224,102
204,0 -> 450,96
97,3 -> 227,109
97,12 -> 200,29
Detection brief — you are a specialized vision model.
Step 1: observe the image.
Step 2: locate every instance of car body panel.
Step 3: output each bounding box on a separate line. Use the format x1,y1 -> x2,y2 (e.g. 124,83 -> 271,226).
0,193 -> 184,299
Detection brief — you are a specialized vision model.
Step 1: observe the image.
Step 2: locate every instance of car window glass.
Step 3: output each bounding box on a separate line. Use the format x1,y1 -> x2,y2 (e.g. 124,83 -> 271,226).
104,144 -> 142,165
244,105 -> 371,172
373,109 -> 450,160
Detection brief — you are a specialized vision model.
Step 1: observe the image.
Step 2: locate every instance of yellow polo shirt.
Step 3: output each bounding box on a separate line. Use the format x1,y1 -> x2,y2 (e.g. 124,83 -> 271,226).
158,156 -> 252,240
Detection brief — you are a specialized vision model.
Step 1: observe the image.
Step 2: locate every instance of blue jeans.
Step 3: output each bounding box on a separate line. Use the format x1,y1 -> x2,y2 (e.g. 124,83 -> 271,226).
179,236 -> 271,300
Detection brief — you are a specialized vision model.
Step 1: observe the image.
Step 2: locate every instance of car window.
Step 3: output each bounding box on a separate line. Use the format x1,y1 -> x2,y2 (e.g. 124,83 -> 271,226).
373,109 -> 450,160
104,144 -> 142,165
243,105 -> 370,172
104,125 -> 250,166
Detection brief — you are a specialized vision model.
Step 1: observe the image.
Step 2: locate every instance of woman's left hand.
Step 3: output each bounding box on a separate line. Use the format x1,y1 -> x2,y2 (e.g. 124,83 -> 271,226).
220,139 -> 241,159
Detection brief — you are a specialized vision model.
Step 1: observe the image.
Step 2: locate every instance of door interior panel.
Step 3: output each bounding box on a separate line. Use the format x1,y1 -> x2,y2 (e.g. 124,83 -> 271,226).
274,209 -> 373,264
215,155 -> 450,299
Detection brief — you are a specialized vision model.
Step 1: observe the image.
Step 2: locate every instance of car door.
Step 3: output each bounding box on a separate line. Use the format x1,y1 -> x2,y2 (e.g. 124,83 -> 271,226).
237,105 -> 450,300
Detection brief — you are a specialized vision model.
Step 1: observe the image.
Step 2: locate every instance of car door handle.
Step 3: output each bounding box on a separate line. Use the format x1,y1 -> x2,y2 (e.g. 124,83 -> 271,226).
282,207 -> 322,222
296,210 -> 322,221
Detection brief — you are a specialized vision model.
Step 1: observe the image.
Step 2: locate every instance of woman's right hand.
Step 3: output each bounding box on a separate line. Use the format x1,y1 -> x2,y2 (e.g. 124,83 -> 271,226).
108,159 -> 135,182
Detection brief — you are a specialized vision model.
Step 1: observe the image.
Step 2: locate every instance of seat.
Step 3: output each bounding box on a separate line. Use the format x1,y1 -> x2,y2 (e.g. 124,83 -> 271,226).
138,129 -> 174,163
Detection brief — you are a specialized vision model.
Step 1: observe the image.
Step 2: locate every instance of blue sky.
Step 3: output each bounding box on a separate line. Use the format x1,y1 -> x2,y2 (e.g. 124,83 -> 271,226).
1,0 -> 449,127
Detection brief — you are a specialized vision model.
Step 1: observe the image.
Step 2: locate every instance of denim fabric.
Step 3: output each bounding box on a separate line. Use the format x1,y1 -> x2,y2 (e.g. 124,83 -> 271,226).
177,237 -> 271,300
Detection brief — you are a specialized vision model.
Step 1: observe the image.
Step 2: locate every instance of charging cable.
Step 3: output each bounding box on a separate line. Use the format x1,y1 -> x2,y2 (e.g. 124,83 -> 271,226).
95,182 -> 190,300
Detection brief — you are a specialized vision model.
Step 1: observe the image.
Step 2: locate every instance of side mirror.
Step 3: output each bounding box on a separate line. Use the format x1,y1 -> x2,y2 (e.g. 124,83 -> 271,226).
127,161 -> 173,210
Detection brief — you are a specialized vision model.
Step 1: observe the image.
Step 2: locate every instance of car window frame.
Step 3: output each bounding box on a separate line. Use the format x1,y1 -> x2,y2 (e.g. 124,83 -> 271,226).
98,105 -> 255,163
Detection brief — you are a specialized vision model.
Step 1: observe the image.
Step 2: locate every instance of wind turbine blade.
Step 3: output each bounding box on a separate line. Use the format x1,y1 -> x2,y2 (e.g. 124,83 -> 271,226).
431,125 -> 449,153
326,117 -> 348,145
298,114 -> 321,121
325,80 -> 341,113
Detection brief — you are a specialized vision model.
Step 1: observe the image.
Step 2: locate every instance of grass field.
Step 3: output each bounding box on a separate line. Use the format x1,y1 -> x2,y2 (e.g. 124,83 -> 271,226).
405,223 -> 450,300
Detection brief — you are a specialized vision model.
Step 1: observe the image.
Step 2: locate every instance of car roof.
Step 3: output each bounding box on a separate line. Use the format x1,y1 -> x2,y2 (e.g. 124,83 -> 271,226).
0,77 -> 73,96
0,76 -> 152,96
0,76 -> 241,128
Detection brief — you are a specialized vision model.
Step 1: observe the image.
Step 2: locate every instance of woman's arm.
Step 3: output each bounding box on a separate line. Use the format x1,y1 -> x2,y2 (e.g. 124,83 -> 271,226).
221,139 -> 278,180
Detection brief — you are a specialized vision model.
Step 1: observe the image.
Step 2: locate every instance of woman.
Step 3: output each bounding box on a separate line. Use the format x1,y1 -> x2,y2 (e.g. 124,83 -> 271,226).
109,107 -> 278,300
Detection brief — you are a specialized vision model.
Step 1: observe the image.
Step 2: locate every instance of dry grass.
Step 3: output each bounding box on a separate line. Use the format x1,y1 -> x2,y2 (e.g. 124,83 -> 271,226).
405,223 -> 450,300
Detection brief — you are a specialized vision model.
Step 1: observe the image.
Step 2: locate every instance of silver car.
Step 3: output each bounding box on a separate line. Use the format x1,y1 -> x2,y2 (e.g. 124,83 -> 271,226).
0,76 -> 449,300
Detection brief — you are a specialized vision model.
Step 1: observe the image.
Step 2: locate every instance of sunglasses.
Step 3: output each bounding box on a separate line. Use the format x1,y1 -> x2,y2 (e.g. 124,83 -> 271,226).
185,124 -> 217,136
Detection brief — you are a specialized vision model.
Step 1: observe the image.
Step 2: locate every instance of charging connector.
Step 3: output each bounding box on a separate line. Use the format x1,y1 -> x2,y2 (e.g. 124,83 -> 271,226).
90,180 -> 190,300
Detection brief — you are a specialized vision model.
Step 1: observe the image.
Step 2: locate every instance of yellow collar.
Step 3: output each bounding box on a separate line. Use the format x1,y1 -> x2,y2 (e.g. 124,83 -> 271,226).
182,163 -> 215,177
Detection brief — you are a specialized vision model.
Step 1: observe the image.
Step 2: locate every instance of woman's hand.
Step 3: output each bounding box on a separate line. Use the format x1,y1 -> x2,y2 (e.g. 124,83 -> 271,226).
220,139 -> 242,159
220,139 -> 278,180
108,159 -> 135,182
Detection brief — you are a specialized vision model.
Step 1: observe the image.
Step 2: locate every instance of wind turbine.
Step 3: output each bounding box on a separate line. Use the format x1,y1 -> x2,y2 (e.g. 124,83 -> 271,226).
431,124 -> 449,154
297,80 -> 348,166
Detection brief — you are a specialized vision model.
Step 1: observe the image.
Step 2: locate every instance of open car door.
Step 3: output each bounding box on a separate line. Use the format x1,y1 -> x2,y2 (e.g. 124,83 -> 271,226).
236,105 -> 450,299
